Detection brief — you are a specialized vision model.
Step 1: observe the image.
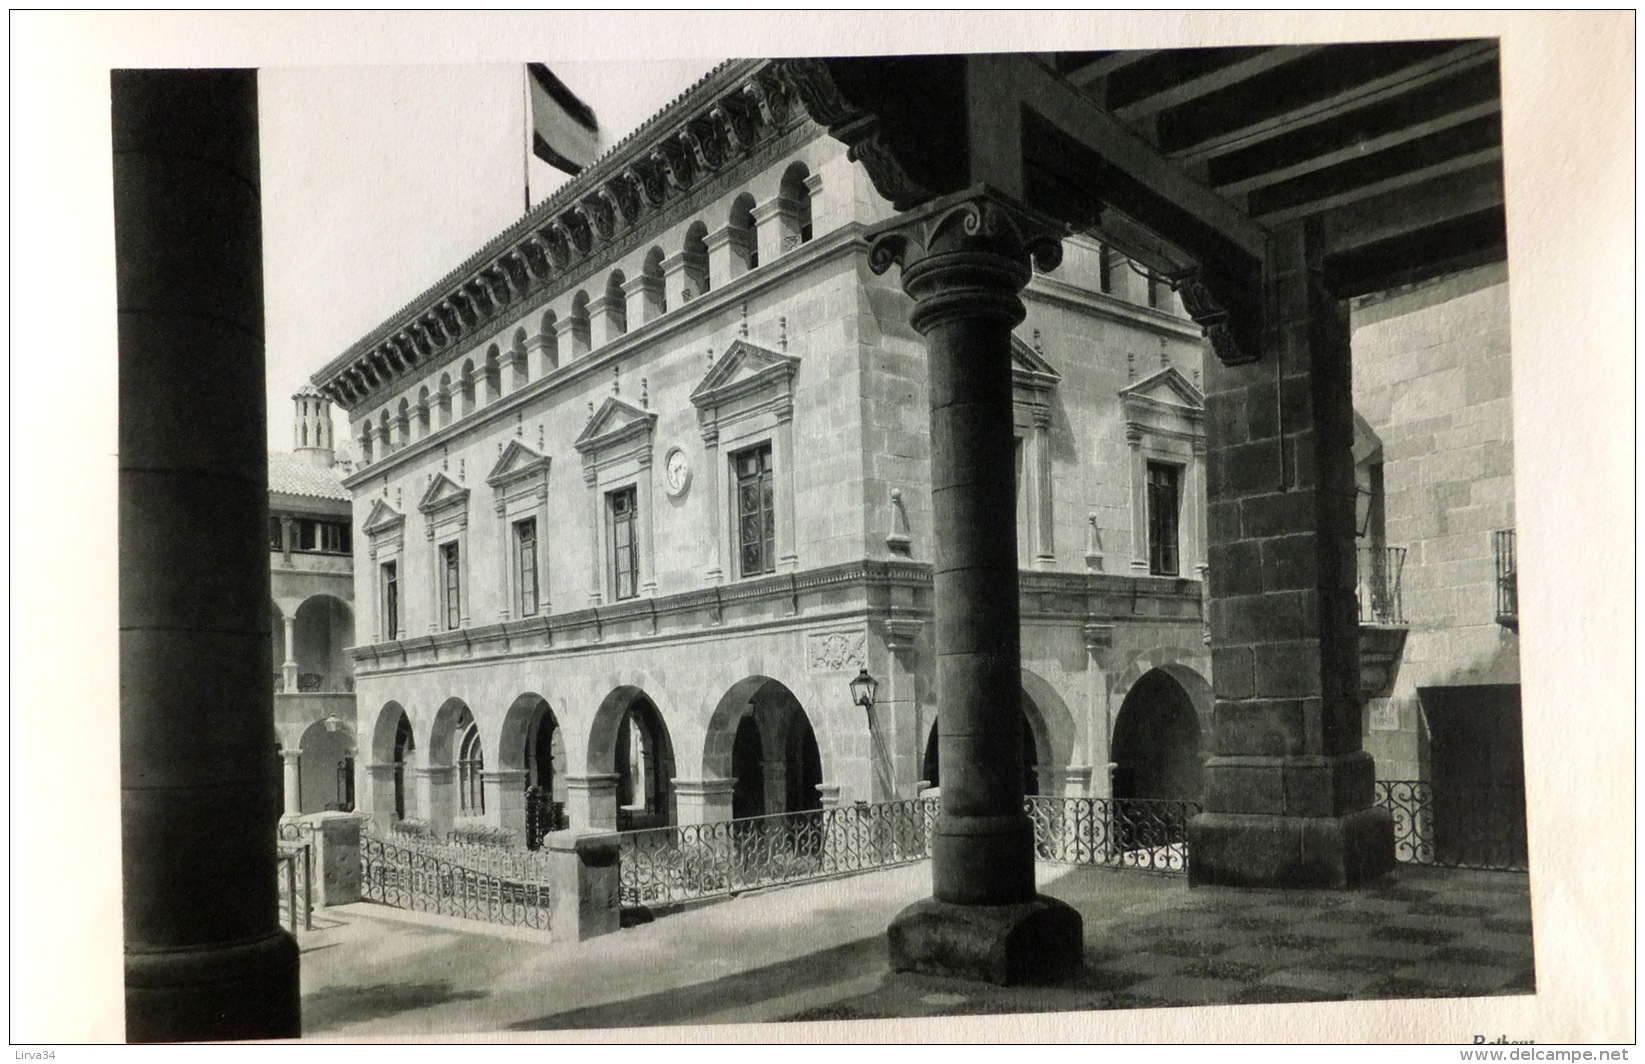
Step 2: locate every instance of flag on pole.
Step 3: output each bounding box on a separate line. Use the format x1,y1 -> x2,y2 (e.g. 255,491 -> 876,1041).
527,63 -> 599,176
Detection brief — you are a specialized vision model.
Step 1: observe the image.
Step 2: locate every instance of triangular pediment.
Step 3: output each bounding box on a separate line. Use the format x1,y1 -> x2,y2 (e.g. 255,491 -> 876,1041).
1011,336 -> 1062,391
416,470 -> 471,515
1119,365 -> 1204,411
486,438 -> 550,488
690,340 -> 799,409
361,498 -> 404,536
574,396 -> 657,454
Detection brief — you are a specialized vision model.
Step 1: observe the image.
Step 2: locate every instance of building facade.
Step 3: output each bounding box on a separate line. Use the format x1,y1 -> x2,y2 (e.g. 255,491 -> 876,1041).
310,61 -> 1221,843
270,386 -> 358,816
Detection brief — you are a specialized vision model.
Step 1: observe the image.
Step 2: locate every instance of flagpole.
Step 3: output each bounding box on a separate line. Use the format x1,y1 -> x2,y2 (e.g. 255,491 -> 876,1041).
522,66 -> 531,214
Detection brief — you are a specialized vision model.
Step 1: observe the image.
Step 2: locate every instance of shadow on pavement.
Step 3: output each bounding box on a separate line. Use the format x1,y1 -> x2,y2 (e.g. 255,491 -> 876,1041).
303,981 -> 490,1034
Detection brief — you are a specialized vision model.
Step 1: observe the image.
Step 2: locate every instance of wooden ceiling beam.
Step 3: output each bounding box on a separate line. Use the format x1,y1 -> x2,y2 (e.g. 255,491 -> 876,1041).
1253,146 -> 1502,227
1063,50 -> 1158,89
1113,46 -> 1323,123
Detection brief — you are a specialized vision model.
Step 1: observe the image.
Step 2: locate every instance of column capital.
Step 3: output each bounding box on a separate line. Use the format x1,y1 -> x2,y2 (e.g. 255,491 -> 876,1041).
1082,622 -> 1115,652
867,184 -> 1068,334
881,617 -> 924,654
671,778 -> 737,799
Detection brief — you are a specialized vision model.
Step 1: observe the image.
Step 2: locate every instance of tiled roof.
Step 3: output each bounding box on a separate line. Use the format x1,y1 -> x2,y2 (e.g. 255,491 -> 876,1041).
267,452 -> 351,502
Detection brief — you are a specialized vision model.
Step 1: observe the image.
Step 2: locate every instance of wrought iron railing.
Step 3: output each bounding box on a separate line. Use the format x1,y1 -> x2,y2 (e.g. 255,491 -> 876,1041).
1025,795 -> 1201,874
1357,546 -> 1407,625
360,824 -> 553,929
1375,780 -> 1528,872
275,820 -> 315,932
525,787 -> 569,850
1494,529 -> 1518,630
617,797 -> 939,907
362,817 -> 558,883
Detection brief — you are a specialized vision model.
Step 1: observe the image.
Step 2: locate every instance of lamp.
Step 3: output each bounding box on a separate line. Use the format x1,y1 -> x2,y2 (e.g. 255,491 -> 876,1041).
322,714 -> 348,734
848,668 -> 878,712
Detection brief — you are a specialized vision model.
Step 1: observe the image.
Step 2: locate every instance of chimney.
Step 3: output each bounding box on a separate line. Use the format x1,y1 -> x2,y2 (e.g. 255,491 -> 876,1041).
292,384 -> 336,468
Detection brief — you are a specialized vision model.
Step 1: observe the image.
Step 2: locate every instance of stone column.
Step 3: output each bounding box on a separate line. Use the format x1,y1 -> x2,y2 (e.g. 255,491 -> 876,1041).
1031,408 -> 1055,569
366,763 -> 398,820
673,779 -> 735,824
705,224 -> 751,289
700,427 -> 724,584
761,759 -> 789,816
415,766 -> 455,839
1127,425 -> 1150,574
868,187 -> 1081,985
280,615 -> 298,692
280,750 -> 303,817
1186,219 -> 1394,888
116,68 -> 299,1042
483,769 -> 529,840
564,773 -> 620,831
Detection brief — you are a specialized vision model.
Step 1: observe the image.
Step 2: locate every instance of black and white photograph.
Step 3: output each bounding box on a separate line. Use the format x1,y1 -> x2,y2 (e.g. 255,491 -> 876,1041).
9,10 -> 1635,1048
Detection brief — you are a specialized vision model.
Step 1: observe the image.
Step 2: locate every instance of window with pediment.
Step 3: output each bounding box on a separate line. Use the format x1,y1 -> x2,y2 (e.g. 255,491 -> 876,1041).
418,471 -> 472,630
486,438 -> 552,621
1119,365 -> 1206,579
574,396 -> 657,603
362,497 -> 406,642
1011,337 -> 1061,570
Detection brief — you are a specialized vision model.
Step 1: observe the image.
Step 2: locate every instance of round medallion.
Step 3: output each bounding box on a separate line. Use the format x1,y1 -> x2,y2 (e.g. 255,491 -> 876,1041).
664,446 -> 692,498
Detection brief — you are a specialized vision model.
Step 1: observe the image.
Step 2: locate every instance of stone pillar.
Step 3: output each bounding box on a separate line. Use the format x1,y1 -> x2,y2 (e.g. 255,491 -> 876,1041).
1187,219 -> 1394,888
761,759 -> 789,816
1191,438 -> 1210,580
1030,408 -> 1055,569
700,427 -> 724,584
116,68 -> 299,1042
752,196 -> 797,266
483,769 -> 529,840
705,224 -> 751,289
584,471 -> 604,606
868,187 -> 1081,984
553,315 -> 588,361
673,779 -> 735,824
306,812 -> 362,907
624,274 -> 664,326
639,458 -> 658,596
366,763 -> 398,820
774,408 -> 799,571
546,831 -> 621,941
415,766 -> 455,839
1083,624 -> 1116,799
662,251 -> 695,308
883,619 -> 924,799
589,292 -> 625,349
281,615 -> 298,692
280,750 -> 303,817
1127,425 -> 1150,574
564,773 -> 620,832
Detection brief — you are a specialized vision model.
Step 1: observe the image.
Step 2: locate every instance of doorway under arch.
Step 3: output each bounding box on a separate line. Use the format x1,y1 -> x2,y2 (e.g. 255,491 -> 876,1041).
590,687 -> 677,831
705,676 -> 825,819
297,718 -> 355,814
1111,667 -> 1205,805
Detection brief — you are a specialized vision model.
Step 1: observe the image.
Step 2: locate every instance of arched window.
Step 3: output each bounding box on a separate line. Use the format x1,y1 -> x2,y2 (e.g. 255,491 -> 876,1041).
378,409 -> 393,452
483,347 -> 502,403
511,328 -> 530,389
437,373 -> 453,427
457,710 -> 485,816
359,425 -> 374,464
728,193 -> 757,271
641,246 -> 667,319
301,422 -> 308,447
568,292 -> 592,357
603,270 -> 627,339
396,397 -> 411,442
416,386 -> 431,436
778,162 -> 815,251
538,311 -> 560,373
459,360 -> 476,415
393,712 -> 415,820
682,222 -> 709,299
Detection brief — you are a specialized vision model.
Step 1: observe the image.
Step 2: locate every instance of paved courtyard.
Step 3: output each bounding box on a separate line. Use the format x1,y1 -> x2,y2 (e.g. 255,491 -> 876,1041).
296,861 -> 1533,1039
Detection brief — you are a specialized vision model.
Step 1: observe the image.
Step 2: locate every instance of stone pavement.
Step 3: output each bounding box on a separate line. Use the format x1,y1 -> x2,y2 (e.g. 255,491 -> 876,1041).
296,861 -> 1533,1039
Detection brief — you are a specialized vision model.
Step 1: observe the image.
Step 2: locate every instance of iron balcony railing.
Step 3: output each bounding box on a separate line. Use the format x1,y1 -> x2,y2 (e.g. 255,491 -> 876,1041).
616,797 -> 939,907
359,816 -> 553,929
1026,795 -> 1201,874
1357,546 -> 1407,626
1495,529 -> 1518,630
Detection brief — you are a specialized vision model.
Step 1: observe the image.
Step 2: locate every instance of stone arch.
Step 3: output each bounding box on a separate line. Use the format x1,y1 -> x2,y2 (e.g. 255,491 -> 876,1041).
702,675 -> 825,817
359,423 -> 374,463
510,328 -> 531,389
1110,648 -> 1213,733
377,408 -> 392,450
641,246 -> 667,317
368,701 -> 414,821
498,692 -> 565,792
604,270 -> 627,337
568,291 -> 591,357
588,685 -> 676,828
427,695 -> 471,768
396,397 -> 411,440
297,716 -> 356,814
415,385 -> 431,436
291,593 -> 353,692
681,221 -> 709,298
1019,668 -> 1078,772
728,192 -> 757,270
437,372 -> 453,426
778,160 -> 815,250
1111,667 -> 1207,806
458,359 -> 476,415
483,345 -> 502,403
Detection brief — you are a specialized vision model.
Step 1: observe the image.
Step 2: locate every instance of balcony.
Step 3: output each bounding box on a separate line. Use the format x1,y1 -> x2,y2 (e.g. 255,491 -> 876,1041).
1494,529 -> 1518,630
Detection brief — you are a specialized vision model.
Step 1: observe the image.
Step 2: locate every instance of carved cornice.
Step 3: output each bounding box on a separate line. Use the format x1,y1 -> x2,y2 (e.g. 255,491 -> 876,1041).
312,60 -> 810,412
777,58 -> 934,212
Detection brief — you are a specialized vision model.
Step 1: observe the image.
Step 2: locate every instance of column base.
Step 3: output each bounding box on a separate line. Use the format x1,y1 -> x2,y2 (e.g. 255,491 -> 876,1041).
1187,806 -> 1395,888
887,895 -> 1083,986
125,930 -> 301,1042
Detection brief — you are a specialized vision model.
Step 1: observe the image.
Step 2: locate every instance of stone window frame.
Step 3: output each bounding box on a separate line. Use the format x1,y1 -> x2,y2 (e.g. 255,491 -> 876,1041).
689,340 -> 801,583
573,396 -> 658,603
1119,366 -> 1207,580
361,498 -> 405,643
417,471 -> 472,631
486,439 -> 552,622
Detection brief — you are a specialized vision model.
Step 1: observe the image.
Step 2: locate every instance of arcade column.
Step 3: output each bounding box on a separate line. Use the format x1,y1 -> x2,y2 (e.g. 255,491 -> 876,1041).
115,69 -> 301,1041
868,186 -> 1082,985
1186,220 -> 1396,887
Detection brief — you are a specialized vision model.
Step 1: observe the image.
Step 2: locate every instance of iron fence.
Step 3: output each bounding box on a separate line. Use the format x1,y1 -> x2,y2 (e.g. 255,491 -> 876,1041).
617,797 -> 938,907
1376,780 -> 1528,872
1494,529 -> 1518,629
360,828 -> 553,929
275,820 -> 315,932
1357,546 -> 1407,625
1025,795 -> 1201,874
